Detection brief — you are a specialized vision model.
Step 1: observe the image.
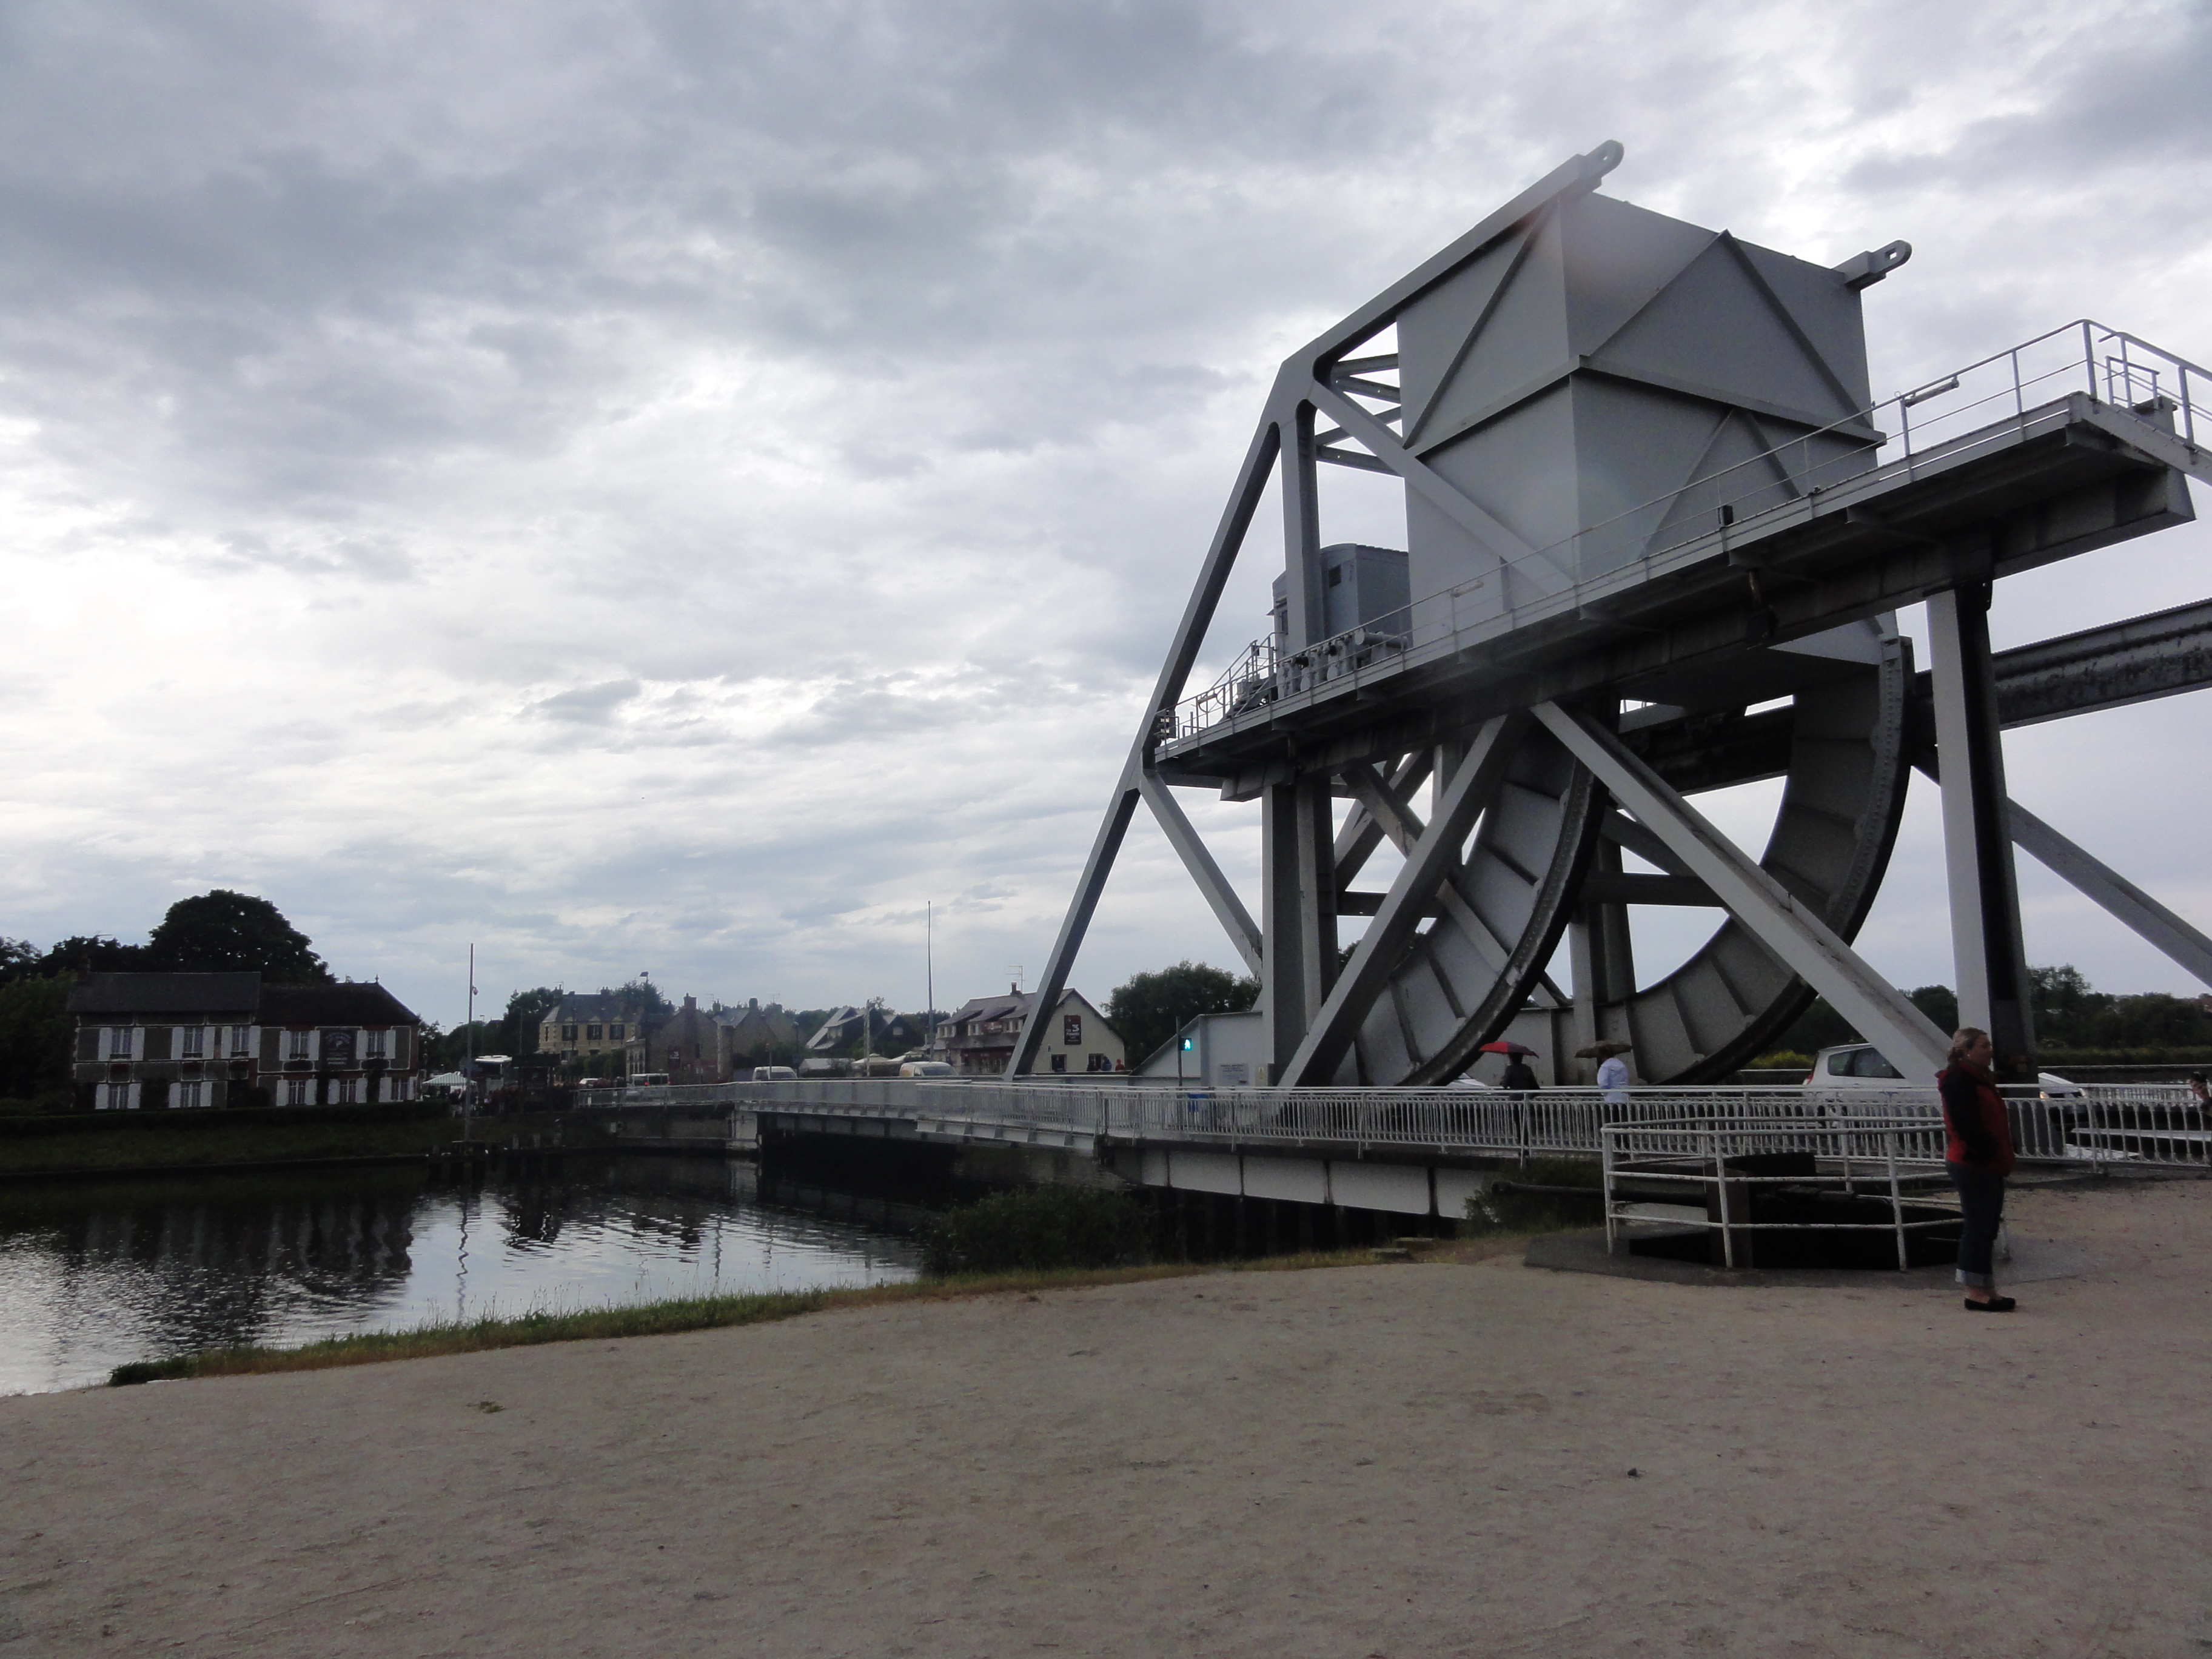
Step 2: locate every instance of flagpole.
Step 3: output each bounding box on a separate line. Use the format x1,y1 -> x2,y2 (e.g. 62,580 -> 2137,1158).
464,943 -> 475,1142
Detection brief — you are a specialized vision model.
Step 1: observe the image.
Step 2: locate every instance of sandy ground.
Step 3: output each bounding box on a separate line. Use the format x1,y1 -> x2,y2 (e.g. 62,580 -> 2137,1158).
4,1177 -> 2211,1658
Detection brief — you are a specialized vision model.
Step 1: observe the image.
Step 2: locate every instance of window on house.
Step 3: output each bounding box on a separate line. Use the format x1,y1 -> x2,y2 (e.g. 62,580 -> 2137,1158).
365,1030 -> 387,1059
230,1025 -> 252,1055
109,1027 -> 133,1059
288,1030 -> 312,1060
562,1024 -> 578,1041
1050,1053 -> 1067,1073
285,1078 -> 309,1106
338,1077 -> 358,1104
102,1082 -> 133,1110
611,1023 -> 625,1040
177,1081 -> 204,1109
586,1024 -> 603,1041
181,1027 -> 206,1058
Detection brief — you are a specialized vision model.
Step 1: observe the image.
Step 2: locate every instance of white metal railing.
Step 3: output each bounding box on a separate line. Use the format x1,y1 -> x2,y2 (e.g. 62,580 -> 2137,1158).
571,1078 -> 2211,1168
1601,1117 -> 1957,1270
1158,318 -> 2211,750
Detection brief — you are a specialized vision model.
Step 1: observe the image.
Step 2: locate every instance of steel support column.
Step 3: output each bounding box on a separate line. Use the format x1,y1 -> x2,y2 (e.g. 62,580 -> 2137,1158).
1294,776 -> 1338,1024
1260,781 -> 1306,1081
1926,583 -> 2037,1079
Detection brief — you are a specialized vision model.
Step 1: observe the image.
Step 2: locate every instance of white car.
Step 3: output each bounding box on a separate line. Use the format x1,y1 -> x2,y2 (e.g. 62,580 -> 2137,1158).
1806,1044 -> 2082,1100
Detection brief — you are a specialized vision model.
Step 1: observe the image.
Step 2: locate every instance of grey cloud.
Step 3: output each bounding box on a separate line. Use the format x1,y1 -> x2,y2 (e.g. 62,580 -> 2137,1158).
531,679 -> 643,722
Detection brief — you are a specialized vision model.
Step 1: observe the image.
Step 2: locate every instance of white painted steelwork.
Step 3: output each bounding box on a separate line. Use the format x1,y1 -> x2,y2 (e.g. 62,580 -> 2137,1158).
577,1079 -> 2210,1169
1008,138 -> 2212,1094
1600,1117 -> 1958,1270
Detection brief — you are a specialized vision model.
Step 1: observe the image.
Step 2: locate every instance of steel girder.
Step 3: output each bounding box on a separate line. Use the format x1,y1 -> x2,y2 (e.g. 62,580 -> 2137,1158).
1010,142 -> 2210,1084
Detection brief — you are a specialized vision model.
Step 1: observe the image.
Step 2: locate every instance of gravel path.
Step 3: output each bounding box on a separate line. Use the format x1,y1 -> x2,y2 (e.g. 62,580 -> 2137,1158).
4,1176 -> 2208,1657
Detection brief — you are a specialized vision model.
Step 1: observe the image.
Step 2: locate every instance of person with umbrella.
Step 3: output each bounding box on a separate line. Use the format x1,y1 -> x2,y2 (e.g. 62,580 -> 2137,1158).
1480,1039 -> 1541,1093
1578,1039 -> 1634,1104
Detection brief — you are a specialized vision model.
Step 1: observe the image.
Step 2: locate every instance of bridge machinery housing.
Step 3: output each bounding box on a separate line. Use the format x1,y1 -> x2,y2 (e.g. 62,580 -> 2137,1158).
1011,142 -> 2212,1089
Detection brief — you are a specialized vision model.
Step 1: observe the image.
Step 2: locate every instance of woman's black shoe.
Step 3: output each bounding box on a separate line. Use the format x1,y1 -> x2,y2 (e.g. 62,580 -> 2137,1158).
1964,1295 -> 2017,1312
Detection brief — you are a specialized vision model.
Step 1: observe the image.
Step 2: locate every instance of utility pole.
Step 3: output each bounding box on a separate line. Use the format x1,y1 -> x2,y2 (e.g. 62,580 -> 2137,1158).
463,943 -> 476,1144
927,901 -> 935,1057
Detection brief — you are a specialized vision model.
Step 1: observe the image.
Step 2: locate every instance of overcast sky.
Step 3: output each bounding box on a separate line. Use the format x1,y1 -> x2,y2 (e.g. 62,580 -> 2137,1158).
2,0 -> 2208,1029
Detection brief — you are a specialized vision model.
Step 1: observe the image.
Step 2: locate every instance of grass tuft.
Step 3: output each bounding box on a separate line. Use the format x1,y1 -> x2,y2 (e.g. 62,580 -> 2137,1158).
106,1250 -> 1378,1388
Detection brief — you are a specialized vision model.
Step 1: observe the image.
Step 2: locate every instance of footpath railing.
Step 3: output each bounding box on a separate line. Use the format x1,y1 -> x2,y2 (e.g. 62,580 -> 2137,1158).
1159,318 -> 2211,751
1601,1117 -> 1957,1270
571,1080 -> 2211,1168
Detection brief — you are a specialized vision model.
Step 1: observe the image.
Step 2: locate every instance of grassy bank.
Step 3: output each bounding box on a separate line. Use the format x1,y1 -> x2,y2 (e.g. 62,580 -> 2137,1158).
108,1251 -> 1392,1386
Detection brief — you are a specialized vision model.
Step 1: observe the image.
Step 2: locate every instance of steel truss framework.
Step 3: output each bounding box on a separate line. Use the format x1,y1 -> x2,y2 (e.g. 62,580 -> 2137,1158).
1011,143 -> 2212,1087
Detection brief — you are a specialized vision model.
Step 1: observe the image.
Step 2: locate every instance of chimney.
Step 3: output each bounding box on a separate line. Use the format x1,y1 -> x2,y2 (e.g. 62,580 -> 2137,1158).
1010,982 -> 1019,995
684,994 -> 696,1012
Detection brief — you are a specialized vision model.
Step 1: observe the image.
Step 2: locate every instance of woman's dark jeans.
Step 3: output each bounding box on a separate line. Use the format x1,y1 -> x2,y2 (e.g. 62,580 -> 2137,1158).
1948,1162 -> 2006,1289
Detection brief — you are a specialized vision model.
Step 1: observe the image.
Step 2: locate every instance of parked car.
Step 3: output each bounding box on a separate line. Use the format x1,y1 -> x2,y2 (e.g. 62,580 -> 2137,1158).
751,1065 -> 797,1082
899,1060 -> 956,1078
1806,1044 -> 2082,1100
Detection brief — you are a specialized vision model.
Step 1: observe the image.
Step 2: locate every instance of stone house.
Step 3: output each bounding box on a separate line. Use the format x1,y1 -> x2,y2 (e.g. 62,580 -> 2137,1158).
628,994 -> 734,1083
67,973 -> 423,1110
537,992 -> 646,1064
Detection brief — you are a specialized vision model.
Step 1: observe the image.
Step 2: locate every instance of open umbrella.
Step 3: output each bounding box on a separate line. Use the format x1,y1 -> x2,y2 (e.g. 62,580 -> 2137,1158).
1575,1039 -> 1634,1058
1478,1041 -> 1540,1057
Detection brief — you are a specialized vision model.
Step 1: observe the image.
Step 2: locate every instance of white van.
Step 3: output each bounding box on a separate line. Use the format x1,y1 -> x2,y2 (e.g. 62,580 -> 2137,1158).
899,1060 -> 956,1078
751,1065 -> 797,1082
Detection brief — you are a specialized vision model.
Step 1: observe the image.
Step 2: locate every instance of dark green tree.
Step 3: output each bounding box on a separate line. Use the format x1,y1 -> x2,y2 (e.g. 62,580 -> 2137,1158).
145,892 -> 332,984
0,974 -> 73,1106
0,938 -> 39,985
503,987 -> 564,1057
1907,984 -> 1960,1034
33,936 -> 149,976
611,978 -> 672,1021
1103,961 -> 1260,1067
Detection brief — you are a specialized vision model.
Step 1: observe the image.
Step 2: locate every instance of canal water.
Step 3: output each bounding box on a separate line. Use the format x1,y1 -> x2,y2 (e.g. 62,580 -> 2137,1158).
0,1155 -> 924,1396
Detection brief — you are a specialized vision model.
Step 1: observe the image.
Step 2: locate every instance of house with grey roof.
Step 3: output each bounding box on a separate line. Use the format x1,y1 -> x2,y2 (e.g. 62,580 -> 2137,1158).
66,973 -> 423,1110
938,985 -> 1123,1076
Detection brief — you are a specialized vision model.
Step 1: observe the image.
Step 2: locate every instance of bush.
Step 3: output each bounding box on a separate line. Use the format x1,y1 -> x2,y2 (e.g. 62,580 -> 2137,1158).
1462,1157 -> 1604,1235
919,1186 -> 1151,1276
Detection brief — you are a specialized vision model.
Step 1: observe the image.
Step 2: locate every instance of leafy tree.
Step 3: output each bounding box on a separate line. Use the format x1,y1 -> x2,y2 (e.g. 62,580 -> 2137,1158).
503,987 -> 564,1057
0,938 -> 39,985
145,892 -> 331,984
610,978 -> 672,1021
1103,961 -> 1260,1067
1907,984 -> 1960,1034
32,936 -> 149,977
0,974 -> 73,1105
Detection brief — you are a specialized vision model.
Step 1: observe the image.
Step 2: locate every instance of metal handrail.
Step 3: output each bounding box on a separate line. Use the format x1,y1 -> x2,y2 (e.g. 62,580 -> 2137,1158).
572,1078 -> 2209,1168
1601,1116 -> 1958,1270
1158,317 -> 2210,749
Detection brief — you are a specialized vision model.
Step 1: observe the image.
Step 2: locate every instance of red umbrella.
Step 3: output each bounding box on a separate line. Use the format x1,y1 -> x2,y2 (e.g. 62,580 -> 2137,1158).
1478,1041 -> 1539,1057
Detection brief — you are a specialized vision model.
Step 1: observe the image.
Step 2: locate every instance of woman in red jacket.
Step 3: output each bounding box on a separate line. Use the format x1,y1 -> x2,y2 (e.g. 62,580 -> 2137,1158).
1939,1027 -> 2016,1312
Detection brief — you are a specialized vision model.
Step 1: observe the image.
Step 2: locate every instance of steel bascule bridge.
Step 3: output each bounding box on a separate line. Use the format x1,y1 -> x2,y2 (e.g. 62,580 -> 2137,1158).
1004,141 -> 2212,1091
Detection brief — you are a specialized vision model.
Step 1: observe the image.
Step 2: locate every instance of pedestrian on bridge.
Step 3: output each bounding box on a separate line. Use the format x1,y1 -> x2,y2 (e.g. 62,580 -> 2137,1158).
1939,1027 -> 2016,1312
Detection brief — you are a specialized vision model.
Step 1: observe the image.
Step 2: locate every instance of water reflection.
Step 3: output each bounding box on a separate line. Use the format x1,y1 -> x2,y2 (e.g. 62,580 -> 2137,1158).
0,1155 -> 921,1396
